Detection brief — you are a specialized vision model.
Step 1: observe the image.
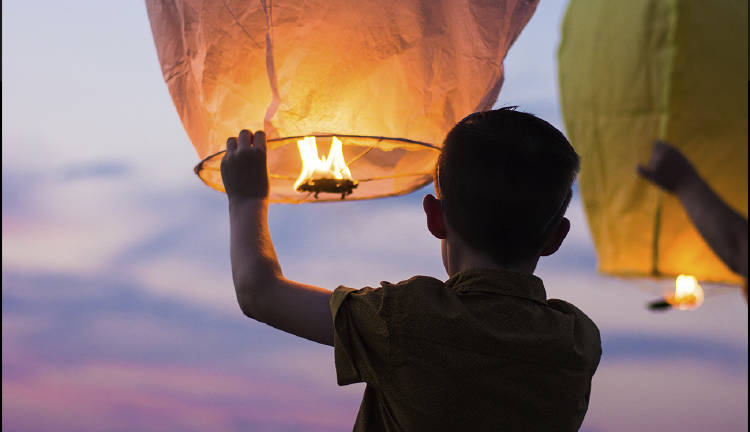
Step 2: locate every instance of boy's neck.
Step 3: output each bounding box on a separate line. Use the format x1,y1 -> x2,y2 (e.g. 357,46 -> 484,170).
444,238 -> 538,277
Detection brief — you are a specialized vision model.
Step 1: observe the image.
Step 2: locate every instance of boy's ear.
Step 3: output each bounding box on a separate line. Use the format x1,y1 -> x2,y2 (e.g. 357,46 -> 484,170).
539,217 -> 570,256
423,194 -> 447,239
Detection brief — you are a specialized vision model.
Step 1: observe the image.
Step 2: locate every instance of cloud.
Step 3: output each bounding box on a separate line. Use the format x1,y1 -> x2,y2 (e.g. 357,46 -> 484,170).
1,166 -> 168,275
2,270 -> 258,363
2,269 -> 360,432
127,255 -> 238,313
2,359 -> 359,432
2,213 -> 155,275
584,358 -> 748,432
1,169 -> 37,213
602,330 -> 748,370
1,165 -> 222,278
60,160 -> 131,181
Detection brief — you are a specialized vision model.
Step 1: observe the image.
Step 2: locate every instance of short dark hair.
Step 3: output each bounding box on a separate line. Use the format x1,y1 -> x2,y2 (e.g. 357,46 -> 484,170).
435,107 -> 580,264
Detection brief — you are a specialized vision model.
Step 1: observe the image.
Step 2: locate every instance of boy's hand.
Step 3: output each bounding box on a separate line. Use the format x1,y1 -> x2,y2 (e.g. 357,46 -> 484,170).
637,140 -> 697,193
221,129 -> 269,201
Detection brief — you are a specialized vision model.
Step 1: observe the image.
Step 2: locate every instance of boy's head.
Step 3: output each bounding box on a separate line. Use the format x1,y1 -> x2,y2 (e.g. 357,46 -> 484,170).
423,107 -> 580,273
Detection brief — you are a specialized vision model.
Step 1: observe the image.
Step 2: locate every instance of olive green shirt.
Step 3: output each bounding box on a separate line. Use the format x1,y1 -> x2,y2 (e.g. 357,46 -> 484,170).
330,268 -> 601,431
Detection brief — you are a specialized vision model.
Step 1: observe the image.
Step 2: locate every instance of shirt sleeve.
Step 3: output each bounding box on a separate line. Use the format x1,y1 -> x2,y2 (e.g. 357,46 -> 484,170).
330,285 -> 389,386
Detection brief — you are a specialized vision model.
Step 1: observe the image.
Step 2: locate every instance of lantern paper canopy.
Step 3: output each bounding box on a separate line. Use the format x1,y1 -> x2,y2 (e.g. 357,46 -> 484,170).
146,0 -> 538,203
558,0 -> 748,284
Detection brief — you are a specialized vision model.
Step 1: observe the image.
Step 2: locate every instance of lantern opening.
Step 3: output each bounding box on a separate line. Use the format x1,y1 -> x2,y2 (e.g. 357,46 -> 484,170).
293,136 -> 358,199
194,134 -> 440,203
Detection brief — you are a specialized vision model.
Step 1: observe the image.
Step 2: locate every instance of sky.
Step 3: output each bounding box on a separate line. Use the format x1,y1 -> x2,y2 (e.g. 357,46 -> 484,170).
2,1 -> 747,431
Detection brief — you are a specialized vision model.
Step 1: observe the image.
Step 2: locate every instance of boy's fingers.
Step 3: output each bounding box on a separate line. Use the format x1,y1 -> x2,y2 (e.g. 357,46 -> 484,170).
253,130 -> 267,153
238,129 -> 252,151
226,137 -> 238,154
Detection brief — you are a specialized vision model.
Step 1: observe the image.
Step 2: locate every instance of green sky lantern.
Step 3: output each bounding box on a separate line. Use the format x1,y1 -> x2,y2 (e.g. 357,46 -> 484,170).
559,0 -> 748,289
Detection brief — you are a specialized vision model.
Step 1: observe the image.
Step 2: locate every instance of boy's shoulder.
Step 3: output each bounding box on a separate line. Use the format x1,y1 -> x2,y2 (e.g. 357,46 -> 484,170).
377,275 -> 453,309
331,275 -> 444,320
547,297 -> 598,324
546,297 -> 602,367
547,298 -> 600,336
379,275 -> 445,292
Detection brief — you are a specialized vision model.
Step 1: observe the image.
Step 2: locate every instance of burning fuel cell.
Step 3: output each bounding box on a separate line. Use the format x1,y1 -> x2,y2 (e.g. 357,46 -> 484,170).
666,275 -> 704,310
648,274 -> 705,311
294,137 -> 358,199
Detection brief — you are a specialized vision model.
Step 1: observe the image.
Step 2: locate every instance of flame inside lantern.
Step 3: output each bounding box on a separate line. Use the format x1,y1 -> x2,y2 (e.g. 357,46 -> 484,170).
666,274 -> 704,310
293,136 -> 358,198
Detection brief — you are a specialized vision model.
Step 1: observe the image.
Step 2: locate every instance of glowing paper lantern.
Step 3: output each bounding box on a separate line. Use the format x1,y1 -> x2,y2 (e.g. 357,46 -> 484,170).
559,0 -> 748,285
146,0 -> 538,203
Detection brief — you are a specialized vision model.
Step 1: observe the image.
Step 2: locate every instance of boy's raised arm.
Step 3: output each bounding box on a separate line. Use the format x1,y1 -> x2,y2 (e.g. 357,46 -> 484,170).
222,129 -> 334,346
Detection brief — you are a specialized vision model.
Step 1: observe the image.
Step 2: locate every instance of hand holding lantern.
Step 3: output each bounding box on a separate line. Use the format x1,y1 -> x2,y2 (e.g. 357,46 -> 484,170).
221,129 -> 270,201
637,140 -> 697,193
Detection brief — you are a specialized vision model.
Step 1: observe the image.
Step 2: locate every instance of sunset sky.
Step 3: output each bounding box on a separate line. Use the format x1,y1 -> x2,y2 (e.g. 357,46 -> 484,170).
2,1 -> 747,431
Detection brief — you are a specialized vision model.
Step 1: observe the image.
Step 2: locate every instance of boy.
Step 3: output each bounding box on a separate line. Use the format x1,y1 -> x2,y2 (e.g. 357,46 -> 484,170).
220,107 -> 601,431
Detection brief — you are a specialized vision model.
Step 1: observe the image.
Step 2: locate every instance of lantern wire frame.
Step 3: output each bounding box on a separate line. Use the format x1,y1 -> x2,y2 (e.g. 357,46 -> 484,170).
194,134 -> 441,203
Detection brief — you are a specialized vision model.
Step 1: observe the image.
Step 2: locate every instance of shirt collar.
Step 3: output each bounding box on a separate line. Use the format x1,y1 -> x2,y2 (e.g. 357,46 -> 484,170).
445,267 -> 547,304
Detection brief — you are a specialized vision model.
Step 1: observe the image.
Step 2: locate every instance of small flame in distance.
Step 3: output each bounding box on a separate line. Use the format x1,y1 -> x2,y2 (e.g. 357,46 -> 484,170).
666,274 -> 704,310
294,136 -> 354,191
